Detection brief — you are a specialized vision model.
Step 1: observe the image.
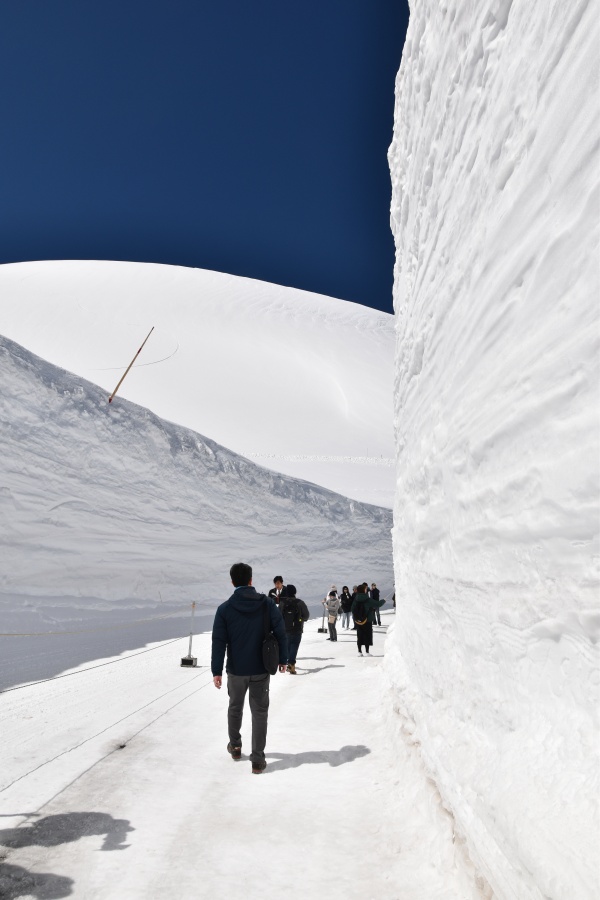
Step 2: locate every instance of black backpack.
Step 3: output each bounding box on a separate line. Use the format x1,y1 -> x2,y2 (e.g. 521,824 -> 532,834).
280,597 -> 302,632
261,599 -> 280,675
353,599 -> 368,625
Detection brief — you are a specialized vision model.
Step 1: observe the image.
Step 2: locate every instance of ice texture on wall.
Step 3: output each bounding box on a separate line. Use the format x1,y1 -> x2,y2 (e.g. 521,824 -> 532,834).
388,1 -> 599,898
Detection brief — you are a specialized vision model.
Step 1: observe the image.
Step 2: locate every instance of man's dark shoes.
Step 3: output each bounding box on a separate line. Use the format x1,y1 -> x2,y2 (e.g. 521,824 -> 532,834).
251,759 -> 267,774
227,742 -> 242,761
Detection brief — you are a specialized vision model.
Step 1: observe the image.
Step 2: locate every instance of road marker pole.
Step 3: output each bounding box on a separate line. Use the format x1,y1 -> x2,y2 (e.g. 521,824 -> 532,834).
181,602 -> 198,667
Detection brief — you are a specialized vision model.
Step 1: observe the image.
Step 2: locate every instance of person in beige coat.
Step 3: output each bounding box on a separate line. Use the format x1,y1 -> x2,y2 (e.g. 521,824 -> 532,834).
323,589 -> 341,641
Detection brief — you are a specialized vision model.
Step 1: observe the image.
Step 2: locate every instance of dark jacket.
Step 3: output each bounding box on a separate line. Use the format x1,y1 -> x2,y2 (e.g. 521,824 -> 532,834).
351,592 -> 384,625
268,586 -> 284,605
371,587 -> 380,603
340,591 -> 353,612
211,586 -> 287,676
279,595 -> 310,634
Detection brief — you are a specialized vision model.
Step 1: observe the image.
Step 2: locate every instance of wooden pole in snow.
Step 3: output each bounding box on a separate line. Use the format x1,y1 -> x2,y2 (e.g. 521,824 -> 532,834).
108,327 -> 154,403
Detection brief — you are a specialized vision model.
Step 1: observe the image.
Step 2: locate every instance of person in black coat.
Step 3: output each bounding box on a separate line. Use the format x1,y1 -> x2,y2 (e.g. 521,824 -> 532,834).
211,562 -> 287,773
351,582 -> 385,656
279,584 -> 310,674
340,586 -> 353,629
371,583 -> 382,625
268,575 -> 285,606
350,585 -> 358,630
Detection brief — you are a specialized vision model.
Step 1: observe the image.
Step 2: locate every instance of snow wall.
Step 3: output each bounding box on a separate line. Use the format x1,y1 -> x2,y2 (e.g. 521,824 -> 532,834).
387,2 -> 599,898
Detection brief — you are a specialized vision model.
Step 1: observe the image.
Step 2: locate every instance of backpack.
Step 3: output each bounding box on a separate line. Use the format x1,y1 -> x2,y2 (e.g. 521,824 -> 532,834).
261,599 -> 280,675
281,597 -> 302,633
353,599 -> 368,625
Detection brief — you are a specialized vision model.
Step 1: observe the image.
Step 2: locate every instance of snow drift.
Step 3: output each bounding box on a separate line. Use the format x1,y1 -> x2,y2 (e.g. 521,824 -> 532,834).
0,334 -> 392,629
388,1 -> 599,898
0,260 -> 395,506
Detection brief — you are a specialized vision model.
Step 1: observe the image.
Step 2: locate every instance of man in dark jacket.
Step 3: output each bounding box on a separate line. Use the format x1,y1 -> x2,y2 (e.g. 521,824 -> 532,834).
212,562 -> 287,773
279,584 -> 310,674
371,583 -> 382,625
268,575 -> 285,605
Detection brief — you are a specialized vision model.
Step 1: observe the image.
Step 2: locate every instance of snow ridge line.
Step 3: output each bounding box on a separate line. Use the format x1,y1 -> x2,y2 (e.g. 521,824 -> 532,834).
0,670 -> 212,794
245,454 -> 394,466
0,637 -> 190,694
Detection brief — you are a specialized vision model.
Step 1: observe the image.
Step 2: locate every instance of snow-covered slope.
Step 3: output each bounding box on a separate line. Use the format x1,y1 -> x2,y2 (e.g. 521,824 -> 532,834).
388,1 -> 599,898
0,334 -> 392,644
0,260 -> 395,506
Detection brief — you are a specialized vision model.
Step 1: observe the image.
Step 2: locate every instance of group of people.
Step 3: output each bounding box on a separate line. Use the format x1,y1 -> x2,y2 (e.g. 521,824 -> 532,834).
210,565 -> 388,774
322,583 -> 385,656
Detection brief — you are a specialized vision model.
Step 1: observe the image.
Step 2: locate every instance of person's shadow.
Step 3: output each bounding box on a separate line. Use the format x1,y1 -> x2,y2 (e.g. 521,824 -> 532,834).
296,663 -> 344,676
265,744 -> 370,773
0,862 -> 73,899
297,657 -> 334,662
0,812 -> 134,852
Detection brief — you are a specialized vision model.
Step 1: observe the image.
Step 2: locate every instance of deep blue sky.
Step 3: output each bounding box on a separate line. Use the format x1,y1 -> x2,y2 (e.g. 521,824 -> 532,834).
0,1 -> 408,313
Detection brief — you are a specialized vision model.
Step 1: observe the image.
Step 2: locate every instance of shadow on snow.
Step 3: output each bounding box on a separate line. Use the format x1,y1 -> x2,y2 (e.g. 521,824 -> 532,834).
0,862 -> 73,899
296,664 -> 345,675
0,812 -> 134,898
265,744 -> 370,773
0,812 -> 134,852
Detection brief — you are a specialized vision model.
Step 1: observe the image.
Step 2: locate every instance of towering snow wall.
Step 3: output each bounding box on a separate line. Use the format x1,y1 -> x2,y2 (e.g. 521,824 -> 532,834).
388,2 -> 599,898
0,334 -> 393,612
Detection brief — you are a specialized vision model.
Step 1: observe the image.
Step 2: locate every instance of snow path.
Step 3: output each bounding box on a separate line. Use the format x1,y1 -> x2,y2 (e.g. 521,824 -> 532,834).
0,612 -> 485,899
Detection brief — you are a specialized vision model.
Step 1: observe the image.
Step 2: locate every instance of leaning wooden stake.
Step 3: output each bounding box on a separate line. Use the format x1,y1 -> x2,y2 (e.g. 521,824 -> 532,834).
108,326 -> 154,403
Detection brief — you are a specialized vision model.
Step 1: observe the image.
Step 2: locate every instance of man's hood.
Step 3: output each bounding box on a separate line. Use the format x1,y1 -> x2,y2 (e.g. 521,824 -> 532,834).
228,586 -> 267,614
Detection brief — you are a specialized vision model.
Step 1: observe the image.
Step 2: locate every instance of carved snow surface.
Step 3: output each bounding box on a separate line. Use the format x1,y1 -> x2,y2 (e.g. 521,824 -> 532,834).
388,1 -> 599,898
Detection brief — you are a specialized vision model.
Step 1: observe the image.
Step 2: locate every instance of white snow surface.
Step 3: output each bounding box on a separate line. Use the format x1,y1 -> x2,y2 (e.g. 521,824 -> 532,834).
388,1 -> 599,899
0,615 -> 488,900
0,260 -> 395,507
0,334 -> 393,676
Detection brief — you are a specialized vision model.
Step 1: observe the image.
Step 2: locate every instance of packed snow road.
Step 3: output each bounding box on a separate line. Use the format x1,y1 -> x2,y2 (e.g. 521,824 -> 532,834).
0,612 -> 485,899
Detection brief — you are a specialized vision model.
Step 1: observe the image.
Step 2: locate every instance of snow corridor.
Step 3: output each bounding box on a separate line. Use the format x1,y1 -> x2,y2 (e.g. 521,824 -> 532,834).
0,612 -> 486,899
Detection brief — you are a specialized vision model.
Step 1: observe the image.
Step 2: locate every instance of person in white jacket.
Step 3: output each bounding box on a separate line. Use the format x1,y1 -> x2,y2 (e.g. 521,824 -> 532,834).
322,589 -> 341,641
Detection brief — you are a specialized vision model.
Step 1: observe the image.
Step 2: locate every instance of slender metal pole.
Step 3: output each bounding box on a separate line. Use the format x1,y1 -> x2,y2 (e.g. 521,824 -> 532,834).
187,601 -> 196,657
108,326 -> 154,403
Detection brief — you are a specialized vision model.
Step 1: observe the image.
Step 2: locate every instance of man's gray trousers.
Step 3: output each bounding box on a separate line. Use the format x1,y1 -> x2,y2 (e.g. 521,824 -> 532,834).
227,673 -> 270,764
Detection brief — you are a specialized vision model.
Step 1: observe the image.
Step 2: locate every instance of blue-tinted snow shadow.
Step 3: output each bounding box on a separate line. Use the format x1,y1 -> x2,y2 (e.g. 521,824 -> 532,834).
295,663 -> 345,675
0,812 -> 134,852
0,606 -> 215,692
264,744 -> 370,773
0,812 -> 133,899
0,862 -> 73,899
296,657 -> 334,661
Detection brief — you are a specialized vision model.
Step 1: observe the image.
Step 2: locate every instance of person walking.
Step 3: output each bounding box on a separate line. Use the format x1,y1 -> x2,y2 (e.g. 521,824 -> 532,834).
211,562 -> 288,774
323,589 -> 340,641
371,583 -> 382,625
279,584 -> 310,674
340,586 -> 353,629
268,575 -> 285,606
350,585 -> 358,630
351,582 -> 385,656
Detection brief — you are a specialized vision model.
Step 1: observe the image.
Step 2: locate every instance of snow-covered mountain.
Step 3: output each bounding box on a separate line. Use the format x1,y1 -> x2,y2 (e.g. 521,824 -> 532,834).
0,260 -> 395,506
0,334 -> 392,664
387,2 -> 599,898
